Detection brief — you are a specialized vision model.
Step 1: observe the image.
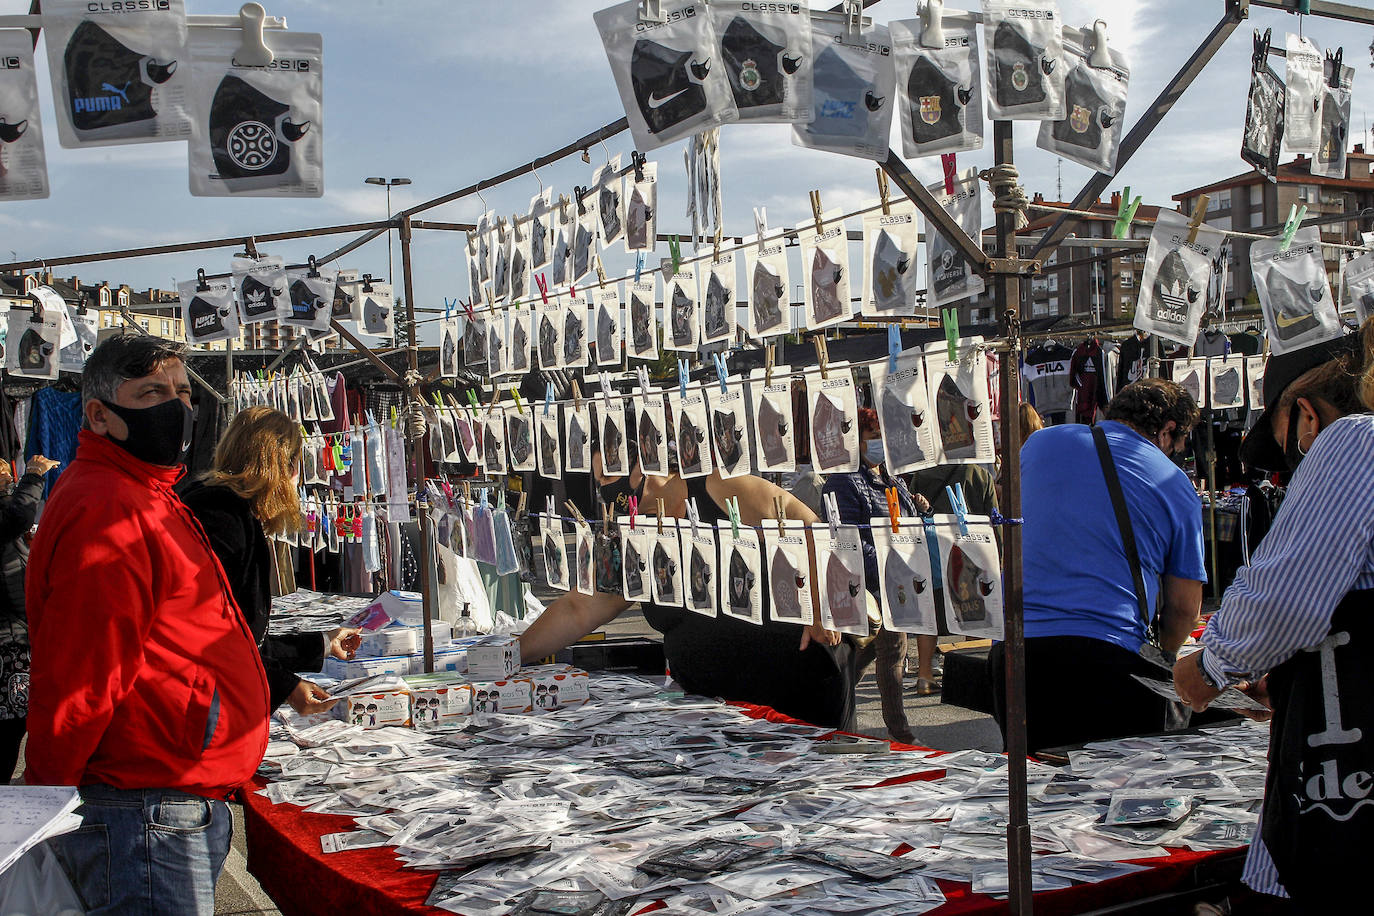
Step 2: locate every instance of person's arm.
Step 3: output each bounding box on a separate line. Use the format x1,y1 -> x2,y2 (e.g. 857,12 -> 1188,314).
1157,574 -> 1202,655
0,467 -> 46,541
518,589 -> 632,661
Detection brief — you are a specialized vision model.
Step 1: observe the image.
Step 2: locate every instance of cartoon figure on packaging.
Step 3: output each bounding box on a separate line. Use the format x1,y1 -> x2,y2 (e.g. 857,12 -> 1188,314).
534,683 -> 550,710
366,703 -> 378,727
474,689 -> 490,714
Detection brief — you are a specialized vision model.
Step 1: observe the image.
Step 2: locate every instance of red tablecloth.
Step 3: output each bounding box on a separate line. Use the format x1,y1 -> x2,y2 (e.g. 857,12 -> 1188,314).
242,702 -> 1243,916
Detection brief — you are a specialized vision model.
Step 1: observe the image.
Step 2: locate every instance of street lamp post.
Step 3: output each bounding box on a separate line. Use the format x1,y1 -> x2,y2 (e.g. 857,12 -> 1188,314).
365,177 -> 412,285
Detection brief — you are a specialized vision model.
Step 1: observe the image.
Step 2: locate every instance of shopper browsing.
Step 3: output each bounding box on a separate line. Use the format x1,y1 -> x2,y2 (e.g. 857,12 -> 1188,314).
991,379 -> 1206,753
180,406 -> 358,717
1173,323 -> 1374,908
26,336 -> 270,916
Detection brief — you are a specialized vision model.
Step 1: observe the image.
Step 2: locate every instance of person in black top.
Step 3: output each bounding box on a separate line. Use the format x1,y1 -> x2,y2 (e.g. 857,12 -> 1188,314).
519,403 -> 852,729
180,407 -> 357,715
0,453 -> 57,780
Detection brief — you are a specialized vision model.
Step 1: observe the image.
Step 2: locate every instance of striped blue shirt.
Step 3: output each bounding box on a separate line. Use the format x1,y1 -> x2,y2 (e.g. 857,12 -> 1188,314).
1200,413 -> 1374,898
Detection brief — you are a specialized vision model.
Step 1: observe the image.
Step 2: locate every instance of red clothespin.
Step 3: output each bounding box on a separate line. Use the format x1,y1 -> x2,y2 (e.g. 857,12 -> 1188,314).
941,153 -> 958,196
535,273 -> 549,305
886,487 -> 901,534
628,495 -> 638,531
462,298 -> 476,323
570,281 -> 577,300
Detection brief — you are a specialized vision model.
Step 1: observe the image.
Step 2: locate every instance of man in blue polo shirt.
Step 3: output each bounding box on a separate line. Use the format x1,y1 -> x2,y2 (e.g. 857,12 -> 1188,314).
991,378 -> 1206,753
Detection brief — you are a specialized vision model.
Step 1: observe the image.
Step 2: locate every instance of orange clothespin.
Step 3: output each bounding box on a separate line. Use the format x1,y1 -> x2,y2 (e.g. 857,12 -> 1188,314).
886,487 -> 901,534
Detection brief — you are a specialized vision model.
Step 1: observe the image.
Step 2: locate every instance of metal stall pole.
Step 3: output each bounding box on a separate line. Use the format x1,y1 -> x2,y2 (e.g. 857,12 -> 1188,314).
990,120 -> 1032,914
398,215 -> 436,674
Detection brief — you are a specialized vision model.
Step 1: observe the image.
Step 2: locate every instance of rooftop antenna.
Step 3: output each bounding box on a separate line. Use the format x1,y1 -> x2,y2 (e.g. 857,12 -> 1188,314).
1056,158 -> 1063,201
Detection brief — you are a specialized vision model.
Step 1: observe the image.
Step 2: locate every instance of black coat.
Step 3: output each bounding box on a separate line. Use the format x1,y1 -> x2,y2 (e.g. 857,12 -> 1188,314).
0,472 -> 44,623
179,480 -> 324,709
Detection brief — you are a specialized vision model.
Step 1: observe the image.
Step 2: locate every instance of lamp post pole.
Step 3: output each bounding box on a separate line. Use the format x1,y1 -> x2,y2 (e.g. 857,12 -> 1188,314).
364,177 -> 413,286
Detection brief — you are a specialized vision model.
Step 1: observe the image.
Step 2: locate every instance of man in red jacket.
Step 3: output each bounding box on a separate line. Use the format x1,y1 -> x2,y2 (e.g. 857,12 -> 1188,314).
26,335 -> 269,915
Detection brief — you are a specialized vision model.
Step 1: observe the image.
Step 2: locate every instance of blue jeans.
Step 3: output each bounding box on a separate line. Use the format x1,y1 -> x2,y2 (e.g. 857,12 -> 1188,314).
44,785 -> 231,916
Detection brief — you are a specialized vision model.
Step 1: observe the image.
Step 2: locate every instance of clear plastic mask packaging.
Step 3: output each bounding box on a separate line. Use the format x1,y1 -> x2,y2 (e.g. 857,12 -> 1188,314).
981,0 -> 1064,121
891,12 -> 982,158
793,18 -> 895,161
0,30 -> 49,200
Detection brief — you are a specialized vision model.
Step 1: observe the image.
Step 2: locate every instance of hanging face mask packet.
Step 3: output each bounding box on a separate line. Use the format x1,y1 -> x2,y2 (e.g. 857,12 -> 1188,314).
1174,356 -> 1208,410
862,201 -> 920,318
7,294 -> 60,380
633,389 -> 670,477
1251,226 -> 1341,355
594,0 -> 737,152
926,168 -> 986,308
712,0 -> 813,124
187,28 -> 322,197
595,397 -> 630,477
508,310 -> 530,374
538,409 -> 562,479
482,409 -> 508,476
981,0 -> 1064,121
594,156 -> 625,248
1209,355 -> 1245,410
749,364 -> 795,474
59,304 -> 98,373
359,282 -> 394,337
870,346 -> 937,474
626,159 -> 658,252
873,518 -> 937,635
574,521 -> 596,596
1343,250 -> 1374,325
465,314 -> 488,368
332,268 -> 359,321
702,251 -> 735,346
594,283 -> 623,367
439,315 -> 461,378
763,520 -> 813,625
1241,30 -> 1285,182
806,365 -> 859,474
799,211 -> 852,331
672,384 -> 715,478
541,513 -> 571,591
664,267 -> 699,352
492,226 -> 512,303
891,12 -> 983,159
507,408 -> 536,473
565,402 -> 591,473
283,267 -> 336,331
628,276 -> 660,361
537,299 -> 562,370
934,515 -> 1003,640
1036,24 -> 1129,175
813,522 -> 867,636
718,520 -> 763,625
649,519 -> 684,608
572,205 -> 598,286
1312,52 -> 1353,181
711,380 -> 750,479
0,30 -> 49,200
744,231 -> 790,339
619,518 -> 653,602
926,337 -> 994,464
44,0 -> 190,148
232,255 -> 291,325
179,274 -> 238,344
1133,209 -> 1224,347
1283,35 -> 1322,154
561,298 -> 587,369
793,18 -> 895,162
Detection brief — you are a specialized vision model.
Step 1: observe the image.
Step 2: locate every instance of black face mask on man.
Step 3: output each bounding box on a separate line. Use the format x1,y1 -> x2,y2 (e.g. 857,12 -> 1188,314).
100,397 -> 193,467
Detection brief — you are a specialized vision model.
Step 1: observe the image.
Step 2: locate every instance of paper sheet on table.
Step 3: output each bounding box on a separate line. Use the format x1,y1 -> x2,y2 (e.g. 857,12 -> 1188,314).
1130,675 -> 1269,713
0,786 -> 82,876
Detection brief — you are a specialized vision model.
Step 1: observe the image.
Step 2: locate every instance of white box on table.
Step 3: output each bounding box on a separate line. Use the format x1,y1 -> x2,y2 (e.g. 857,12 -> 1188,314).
343,689 -> 412,729
466,635 -> 520,680
526,668 -> 590,711
322,653 -> 413,681
469,678 -> 532,714
357,625 -> 419,659
404,675 -> 473,729
378,590 -> 424,627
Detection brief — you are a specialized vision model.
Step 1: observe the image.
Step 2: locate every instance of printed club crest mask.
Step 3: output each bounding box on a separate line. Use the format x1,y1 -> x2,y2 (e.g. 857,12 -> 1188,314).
714,2 -> 811,123
892,15 -> 982,158
1037,27 -> 1129,175
983,0 -> 1063,120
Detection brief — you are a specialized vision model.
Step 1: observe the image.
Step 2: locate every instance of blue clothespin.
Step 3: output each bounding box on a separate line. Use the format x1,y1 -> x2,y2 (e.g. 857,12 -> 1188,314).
712,352 -> 729,395
943,308 -> 960,362
678,358 -> 689,400
727,496 -> 741,541
1279,204 -> 1307,252
634,252 -> 645,283
544,381 -> 555,417
1112,187 -> 1142,240
945,482 -> 969,537
888,324 -> 902,374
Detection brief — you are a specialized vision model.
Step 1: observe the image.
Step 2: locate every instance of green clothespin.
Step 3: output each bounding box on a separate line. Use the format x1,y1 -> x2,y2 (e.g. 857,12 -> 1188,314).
727,496 -> 741,541
432,392 -> 444,408
511,388 -> 524,415
1279,204 -> 1307,252
943,308 -> 960,362
389,406 -> 398,428
1112,187 -> 1141,240
465,389 -> 479,409
668,235 -> 681,277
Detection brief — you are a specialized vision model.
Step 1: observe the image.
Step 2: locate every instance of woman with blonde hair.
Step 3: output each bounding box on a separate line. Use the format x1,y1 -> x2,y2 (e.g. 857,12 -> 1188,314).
181,406 -> 356,716
1018,402 -> 1044,445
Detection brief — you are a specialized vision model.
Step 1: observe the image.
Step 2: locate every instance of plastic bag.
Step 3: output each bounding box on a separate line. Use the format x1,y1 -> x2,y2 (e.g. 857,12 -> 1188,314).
44,0 -> 190,148
702,251 -> 736,346
861,201 -> 920,318
493,506 -> 519,576
664,266 -> 699,352
711,0 -> 813,124
8,291 -> 61,380
1312,53 -> 1353,181
891,12 -> 983,159
1344,250 -> 1374,324
744,231 -> 790,339
1133,209 -> 1225,347
232,255 -> 291,325
595,283 -> 623,366
925,168 -> 986,308
1241,33 -> 1285,182
187,27 -> 322,197
528,187 -> 553,270
926,337 -> 994,464
507,409 -> 536,472
1251,226 -> 1342,355
180,273 -> 238,345
283,265 -> 336,331
540,513 -> 571,591
806,365 -> 859,474
360,280 -> 394,337
711,380 -> 750,479
749,364 -> 796,474
634,390 -> 670,477
594,0 -> 737,152
798,210 -> 852,331
0,841 -> 84,916
671,385 -> 714,478
1284,34 -> 1322,153
869,346 -> 937,474
718,520 -> 763,625
538,409 -> 562,479
0,29 -> 49,200
626,160 -> 658,252
1037,24 -> 1129,175
793,18 -> 895,161
982,0 -> 1064,121
627,276 -> 660,361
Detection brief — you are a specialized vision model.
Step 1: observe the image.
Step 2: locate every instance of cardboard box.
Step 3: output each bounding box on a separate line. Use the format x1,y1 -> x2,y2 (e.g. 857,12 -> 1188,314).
378,590 -> 424,627
357,625 -> 419,659
467,635 -> 520,680
526,669 -> 590,711
404,675 -> 473,729
322,653 -> 413,681
344,689 -> 412,729
468,678 -> 532,714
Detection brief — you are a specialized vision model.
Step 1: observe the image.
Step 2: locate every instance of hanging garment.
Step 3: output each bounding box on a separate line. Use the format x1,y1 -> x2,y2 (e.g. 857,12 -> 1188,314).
1069,339 -> 1108,425
25,387 -> 80,497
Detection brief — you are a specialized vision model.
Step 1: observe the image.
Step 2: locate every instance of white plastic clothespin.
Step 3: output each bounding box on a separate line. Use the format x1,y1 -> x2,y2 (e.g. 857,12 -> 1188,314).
919,0 -> 946,49
687,497 -> 701,537
235,3 -> 274,67
639,0 -> 665,24
598,371 -> 613,406
637,365 -> 652,394
824,491 -> 841,541
753,207 -> 769,252
843,0 -> 863,35
1088,20 -> 1112,69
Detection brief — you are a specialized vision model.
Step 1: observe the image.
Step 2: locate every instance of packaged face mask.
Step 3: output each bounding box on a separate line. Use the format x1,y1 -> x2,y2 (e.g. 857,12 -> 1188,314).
981,0 -> 1064,121
862,202 -> 920,317
891,13 -> 983,158
1344,250 -> 1374,324
44,0 -> 190,148
594,157 -> 625,248
1133,209 -> 1225,347
1312,54 -> 1353,180
537,301 -> 562,370
594,283 -> 623,366
507,409 -> 536,472
628,276 -> 660,361
8,292 -> 61,380
764,520 -> 813,624
595,397 -> 630,476
1284,34 -> 1322,154
702,252 -> 735,346
565,403 -> 591,472
527,188 -> 553,270
188,28 -> 322,197
806,366 -> 859,473
1209,355 -> 1245,410
1174,357 -> 1208,409
814,524 -> 867,636
711,381 -> 750,479
541,513 -> 570,591
332,268 -> 359,321
935,515 -> 1003,639
680,521 -> 718,617
793,19 -> 895,161
179,273 -> 238,344
713,1 -> 813,124
926,337 -> 994,464
926,168 -> 986,308
574,522 -> 596,596
745,231 -> 790,339
509,310 -> 530,373
664,268 -> 699,351
718,520 -> 763,625
870,346 -> 937,474
619,520 -> 652,601
464,314 -> 488,368
562,299 -> 587,369
651,521 -> 684,608
671,385 -> 714,478
749,365 -> 795,473
283,267 -> 336,331
573,205 -> 599,286
873,519 -> 936,634
799,211 -> 851,330
537,411 -> 562,478
482,409 -> 507,476
477,209 -> 494,285
595,0 -> 737,151
360,281 -> 395,338
550,206 -> 572,287
634,391 -> 669,476
59,304 -> 98,373
487,316 -> 507,377
626,160 -> 658,252
0,30 -> 48,200
492,227 -> 512,302
1241,33 -> 1285,182
1036,25 -> 1129,175
1251,227 -> 1341,354
232,255 -> 291,325
1246,355 -> 1266,413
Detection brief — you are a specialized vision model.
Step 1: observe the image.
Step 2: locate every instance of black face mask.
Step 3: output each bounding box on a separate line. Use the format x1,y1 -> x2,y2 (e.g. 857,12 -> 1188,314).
599,472 -> 643,518
101,397 -> 193,467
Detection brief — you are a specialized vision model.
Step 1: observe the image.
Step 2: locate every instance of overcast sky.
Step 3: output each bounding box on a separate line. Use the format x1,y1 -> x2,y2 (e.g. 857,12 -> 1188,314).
5,0 -> 1373,342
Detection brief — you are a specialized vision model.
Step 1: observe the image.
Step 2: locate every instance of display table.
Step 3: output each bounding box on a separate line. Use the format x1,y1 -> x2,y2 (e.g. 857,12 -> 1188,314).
243,701 -> 1247,916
